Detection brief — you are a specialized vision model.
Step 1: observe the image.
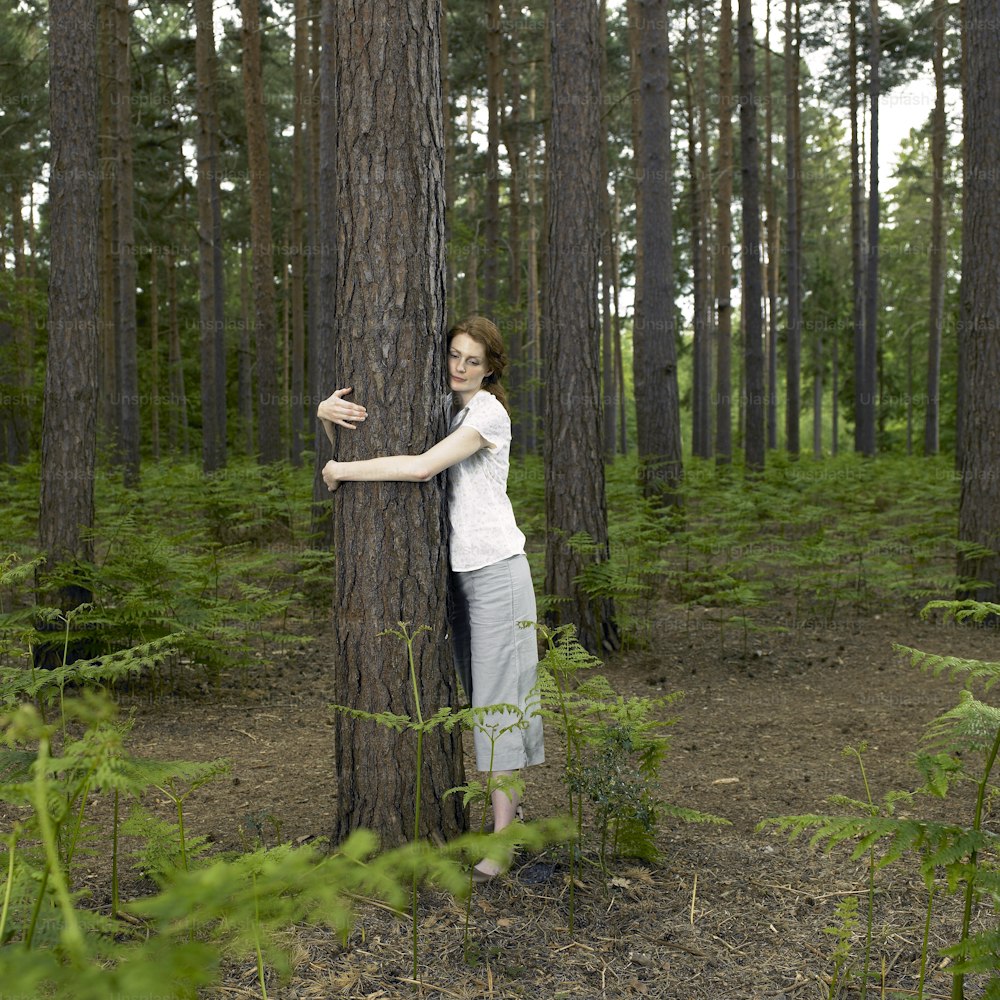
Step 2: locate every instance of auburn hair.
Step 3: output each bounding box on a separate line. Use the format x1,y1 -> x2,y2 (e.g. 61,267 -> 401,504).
447,316 -> 510,413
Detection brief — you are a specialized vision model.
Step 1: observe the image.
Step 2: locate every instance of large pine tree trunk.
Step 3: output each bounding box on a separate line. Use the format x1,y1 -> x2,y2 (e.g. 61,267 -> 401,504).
241,0 -> 282,464
924,0 -> 946,457
544,0 -> 619,654
330,0 -> 465,846
956,0 -> 1000,603
633,0 -> 682,498
738,0 -> 764,472
40,0 -> 100,608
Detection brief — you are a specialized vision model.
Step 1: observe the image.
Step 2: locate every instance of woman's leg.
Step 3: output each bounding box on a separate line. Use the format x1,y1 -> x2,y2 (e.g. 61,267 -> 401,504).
473,770 -> 519,880
462,555 -> 545,772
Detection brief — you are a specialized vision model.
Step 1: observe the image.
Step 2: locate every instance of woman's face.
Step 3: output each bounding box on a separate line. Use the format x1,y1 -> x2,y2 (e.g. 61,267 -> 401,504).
448,332 -> 492,396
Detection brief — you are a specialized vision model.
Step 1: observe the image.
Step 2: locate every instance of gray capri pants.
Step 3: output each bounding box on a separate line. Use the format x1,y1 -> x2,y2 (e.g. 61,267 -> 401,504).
450,553 -> 546,772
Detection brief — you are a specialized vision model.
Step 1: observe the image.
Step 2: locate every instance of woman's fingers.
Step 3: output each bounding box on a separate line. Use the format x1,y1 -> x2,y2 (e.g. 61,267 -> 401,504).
322,461 -> 341,491
319,387 -> 367,426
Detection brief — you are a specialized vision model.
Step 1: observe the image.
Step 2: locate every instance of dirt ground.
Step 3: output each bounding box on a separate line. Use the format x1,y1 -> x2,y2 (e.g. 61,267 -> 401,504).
76,602 -> 1000,998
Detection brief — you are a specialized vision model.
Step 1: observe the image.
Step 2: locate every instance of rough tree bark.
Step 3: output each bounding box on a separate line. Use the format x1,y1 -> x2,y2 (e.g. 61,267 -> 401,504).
40,0 -> 100,609
956,0 -> 1000,602
195,0 -> 222,473
632,0 -> 683,498
330,0 -> 465,846
544,0 -> 619,654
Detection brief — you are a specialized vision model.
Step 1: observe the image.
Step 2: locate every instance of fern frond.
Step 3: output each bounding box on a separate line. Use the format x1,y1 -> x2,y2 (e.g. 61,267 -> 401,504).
924,691 -> 1000,755
895,643 -> 1000,690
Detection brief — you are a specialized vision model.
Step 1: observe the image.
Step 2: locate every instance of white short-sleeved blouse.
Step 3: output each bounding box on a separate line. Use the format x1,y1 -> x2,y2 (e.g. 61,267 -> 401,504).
447,390 -> 526,572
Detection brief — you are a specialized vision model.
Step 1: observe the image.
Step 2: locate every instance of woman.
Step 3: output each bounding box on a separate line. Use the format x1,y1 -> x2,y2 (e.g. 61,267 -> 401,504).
317,316 -> 544,881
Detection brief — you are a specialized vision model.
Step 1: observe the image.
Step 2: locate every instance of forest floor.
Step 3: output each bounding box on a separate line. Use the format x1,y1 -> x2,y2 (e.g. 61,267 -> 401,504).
98,599 -> 998,999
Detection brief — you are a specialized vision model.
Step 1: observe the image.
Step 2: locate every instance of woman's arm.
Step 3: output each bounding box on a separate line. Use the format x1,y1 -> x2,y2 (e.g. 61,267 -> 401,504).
322,426 -> 484,492
317,387 -> 368,443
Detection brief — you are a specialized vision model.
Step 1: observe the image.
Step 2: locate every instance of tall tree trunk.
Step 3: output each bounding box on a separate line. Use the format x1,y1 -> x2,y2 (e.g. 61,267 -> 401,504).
633,0 -> 682,498
503,6 -> 525,450
40,0 -> 100,609
331,0 -> 465,846
98,0 -> 117,451
613,185 -> 627,455
739,0 -> 765,472
763,0 -> 779,451
954,0 -> 967,470
849,0 -> 867,455
289,0 -> 307,467
239,243 -> 255,456
626,0 -> 643,319
8,184 -> 31,462
684,13 -> 709,460
861,0 -> 880,457
241,0 -> 282,464
956,0 -> 1000,605
211,97 -> 226,467
166,250 -> 188,455
783,0 -> 801,456
464,93 -> 480,316
694,2 -> 713,460
524,82 -> 541,456
195,0 -> 221,473
312,0 -> 335,541
831,327 -> 839,454
114,0 -> 139,486
545,0 -> 619,654
599,0 -> 616,460
150,254 -> 160,461
715,0 -> 734,465
924,0 -> 946,456
307,0 -> 321,448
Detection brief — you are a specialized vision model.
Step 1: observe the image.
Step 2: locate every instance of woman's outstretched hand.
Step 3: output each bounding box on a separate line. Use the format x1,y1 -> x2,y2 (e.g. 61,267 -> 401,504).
317,387 -> 367,430
322,460 -> 341,492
